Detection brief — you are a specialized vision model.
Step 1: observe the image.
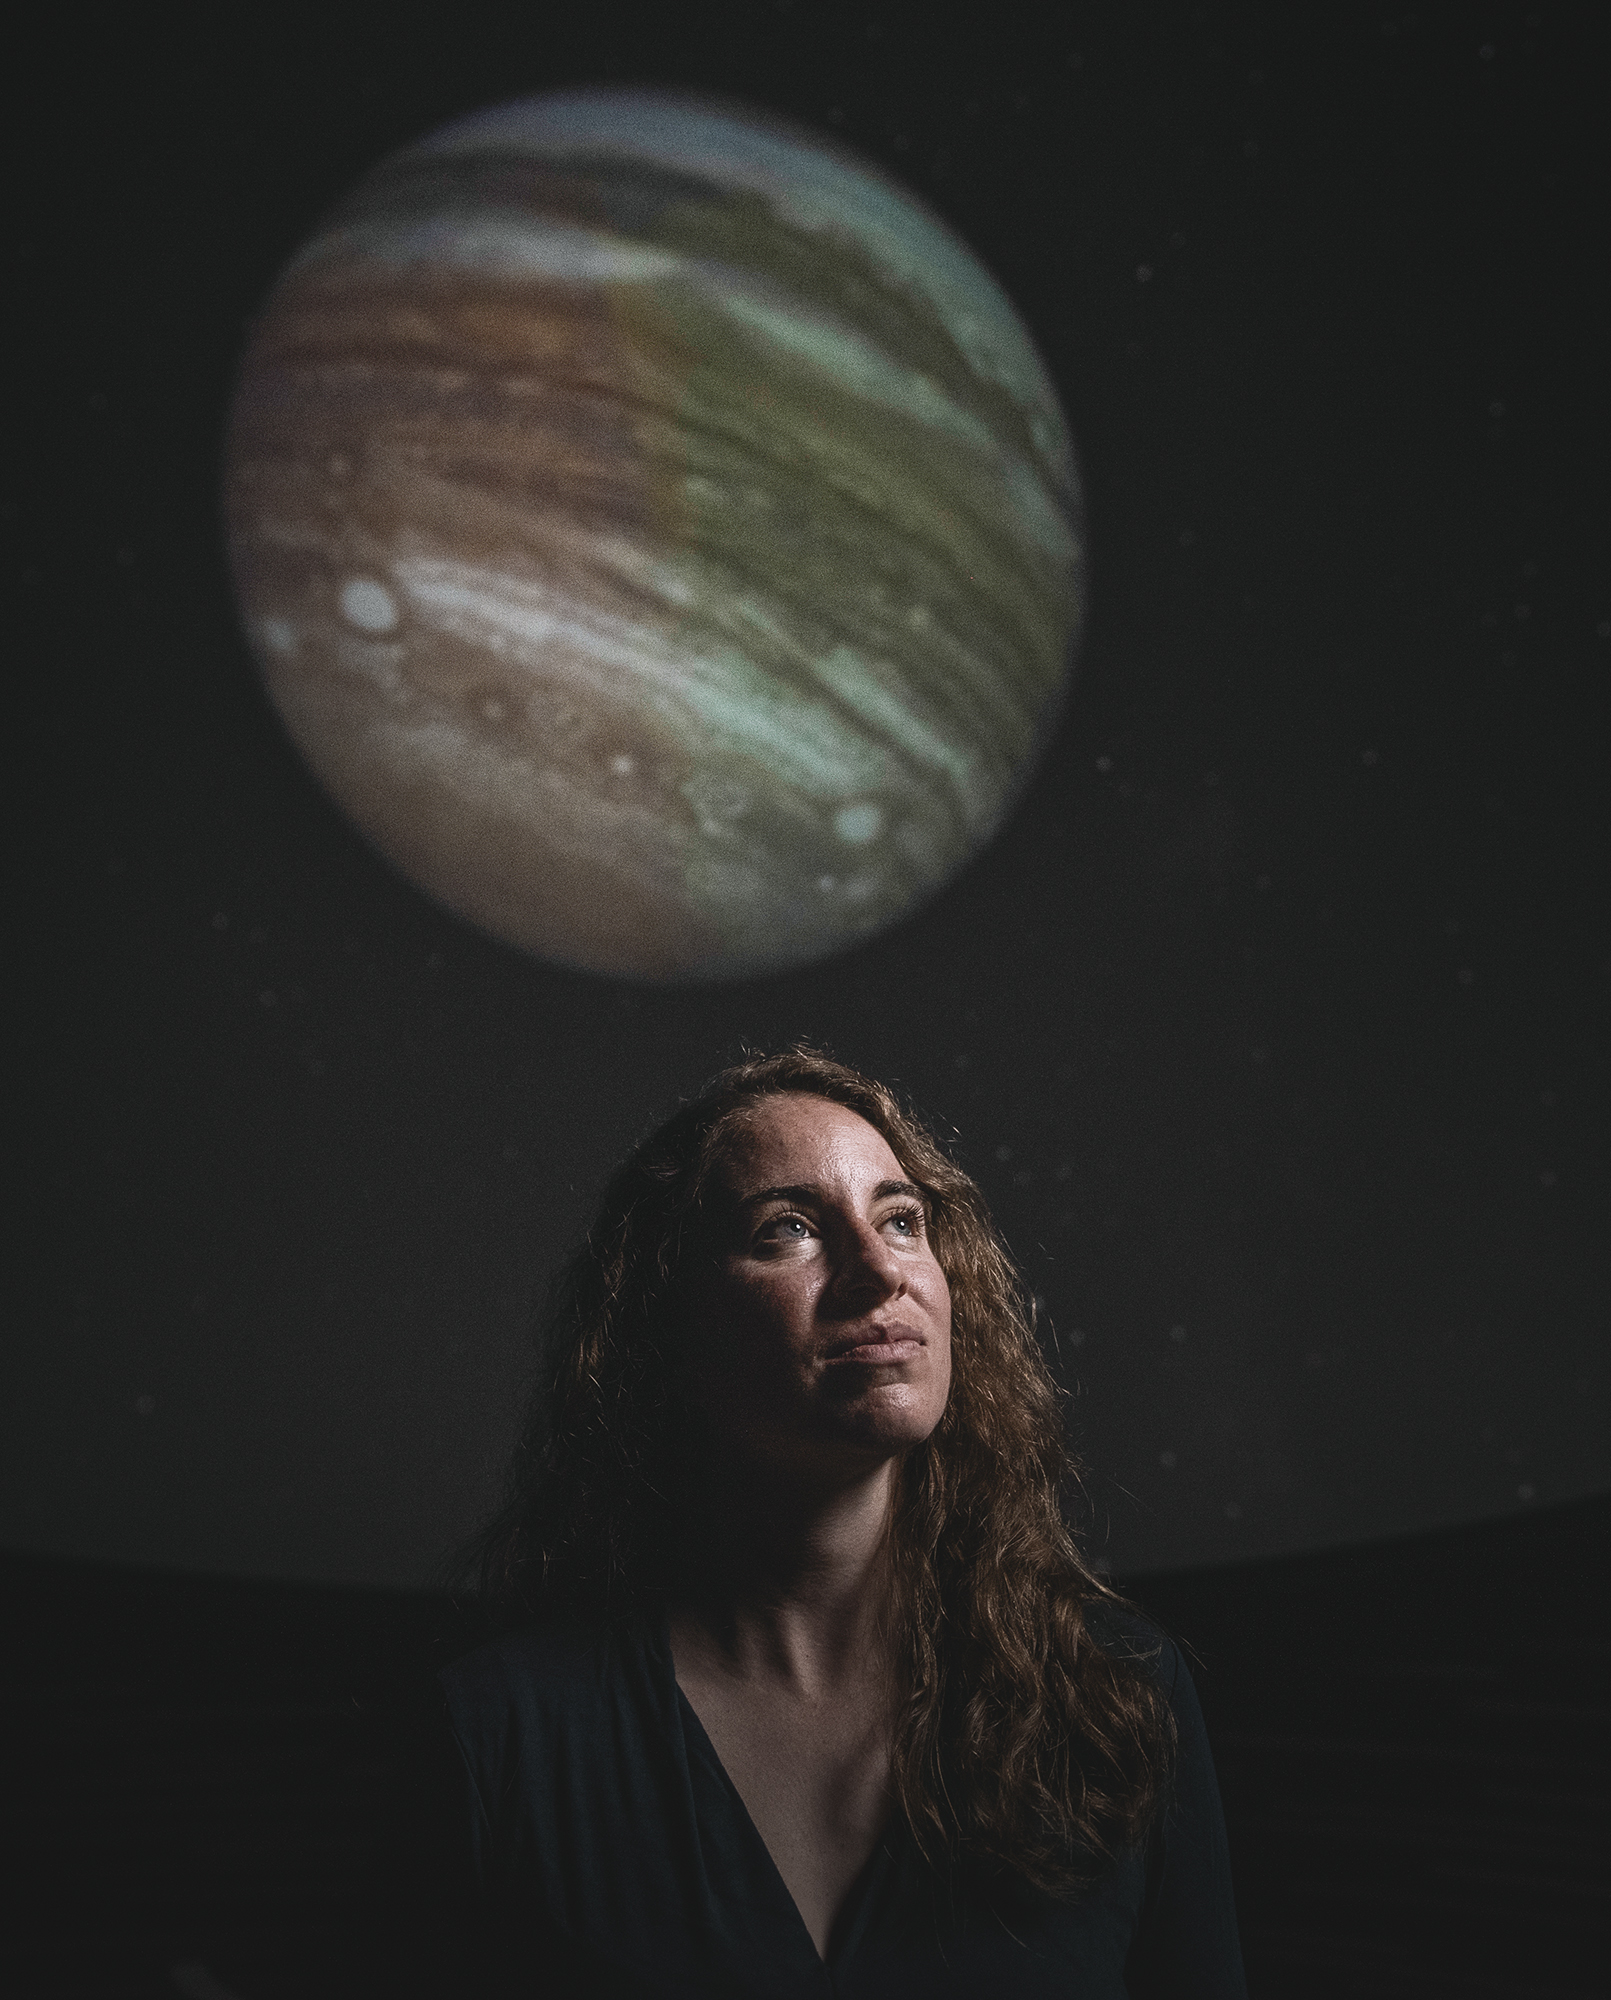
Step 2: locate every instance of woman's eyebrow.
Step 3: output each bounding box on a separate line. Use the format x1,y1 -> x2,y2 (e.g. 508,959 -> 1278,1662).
735,1178 -> 927,1209
734,1182 -> 820,1211
874,1179 -> 927,1204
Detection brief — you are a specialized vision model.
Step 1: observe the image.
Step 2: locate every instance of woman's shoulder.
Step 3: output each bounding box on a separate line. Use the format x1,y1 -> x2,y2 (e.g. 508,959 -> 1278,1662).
1082,1596 -> 1189,1702
438,1608 -> 653,1741
442,1607 -> 623,1681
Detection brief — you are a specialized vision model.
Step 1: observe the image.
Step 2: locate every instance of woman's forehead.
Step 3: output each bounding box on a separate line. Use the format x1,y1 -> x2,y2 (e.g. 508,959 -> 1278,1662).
715,1092 -> 901,1186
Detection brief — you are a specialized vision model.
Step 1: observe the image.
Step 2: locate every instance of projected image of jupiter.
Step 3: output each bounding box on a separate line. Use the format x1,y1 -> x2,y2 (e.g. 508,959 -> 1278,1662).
223,87 -> 1085,980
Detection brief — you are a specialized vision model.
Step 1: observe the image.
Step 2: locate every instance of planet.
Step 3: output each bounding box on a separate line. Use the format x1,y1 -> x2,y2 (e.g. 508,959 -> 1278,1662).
223,88 -> 1084,981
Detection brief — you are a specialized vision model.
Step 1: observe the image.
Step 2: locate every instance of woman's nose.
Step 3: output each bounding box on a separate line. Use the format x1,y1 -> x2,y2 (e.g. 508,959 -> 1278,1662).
834,1221 -> 904,1303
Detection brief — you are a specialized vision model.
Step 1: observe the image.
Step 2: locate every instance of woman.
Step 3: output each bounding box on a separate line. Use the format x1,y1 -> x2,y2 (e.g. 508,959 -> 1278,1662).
430,1047 -> 1248,1997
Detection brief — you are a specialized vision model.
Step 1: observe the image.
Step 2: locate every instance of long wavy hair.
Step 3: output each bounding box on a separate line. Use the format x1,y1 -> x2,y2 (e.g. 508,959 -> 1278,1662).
456,1046 -> 1175,1895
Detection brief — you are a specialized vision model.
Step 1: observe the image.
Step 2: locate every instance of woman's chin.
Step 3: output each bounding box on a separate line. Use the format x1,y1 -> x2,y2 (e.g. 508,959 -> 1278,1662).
814,1386 -> 945,1460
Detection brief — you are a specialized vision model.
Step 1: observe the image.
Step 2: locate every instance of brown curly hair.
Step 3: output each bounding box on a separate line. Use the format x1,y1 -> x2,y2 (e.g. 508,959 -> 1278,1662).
457,1045 -> 1175,1896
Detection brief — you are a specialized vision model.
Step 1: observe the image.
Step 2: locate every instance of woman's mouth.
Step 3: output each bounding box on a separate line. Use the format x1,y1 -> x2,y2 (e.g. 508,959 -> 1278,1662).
824,1335 -> 924,1364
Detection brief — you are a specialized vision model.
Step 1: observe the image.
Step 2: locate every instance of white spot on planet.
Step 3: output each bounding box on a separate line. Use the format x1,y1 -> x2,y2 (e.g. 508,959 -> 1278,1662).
833,801 -> 884,845
610,754 -> 636,776
339,576 -> 400,633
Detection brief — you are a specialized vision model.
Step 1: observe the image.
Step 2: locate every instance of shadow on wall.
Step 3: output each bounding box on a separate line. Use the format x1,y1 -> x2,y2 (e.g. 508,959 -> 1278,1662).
2,1495 -> 1607,2000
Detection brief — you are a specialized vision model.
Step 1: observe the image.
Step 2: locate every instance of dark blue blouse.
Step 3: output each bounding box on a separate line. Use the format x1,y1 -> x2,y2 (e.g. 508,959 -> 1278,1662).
433,1608 -> 1247,1998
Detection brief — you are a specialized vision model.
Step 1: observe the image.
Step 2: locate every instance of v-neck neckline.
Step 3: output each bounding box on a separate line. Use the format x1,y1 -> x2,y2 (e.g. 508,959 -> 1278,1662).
654,1613 -> 900,1972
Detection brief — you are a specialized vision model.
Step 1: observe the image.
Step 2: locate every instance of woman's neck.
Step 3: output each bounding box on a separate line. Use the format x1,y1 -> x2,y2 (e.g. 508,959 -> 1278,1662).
670,1456 -> 897,1694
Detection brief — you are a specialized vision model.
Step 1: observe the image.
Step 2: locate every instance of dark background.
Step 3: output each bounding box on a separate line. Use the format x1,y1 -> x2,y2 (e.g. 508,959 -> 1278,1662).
5,4 -> 1609,1994
10,0 -> 1607,1587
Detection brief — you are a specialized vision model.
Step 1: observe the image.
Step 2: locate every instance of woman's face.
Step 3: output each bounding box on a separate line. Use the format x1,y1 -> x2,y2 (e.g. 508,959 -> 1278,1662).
686,1093 -> 953,1483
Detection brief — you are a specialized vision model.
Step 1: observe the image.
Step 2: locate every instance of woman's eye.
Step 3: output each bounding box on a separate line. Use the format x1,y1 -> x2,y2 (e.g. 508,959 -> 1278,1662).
885,1208 -> 922,1237
760,1213 -> 811,1243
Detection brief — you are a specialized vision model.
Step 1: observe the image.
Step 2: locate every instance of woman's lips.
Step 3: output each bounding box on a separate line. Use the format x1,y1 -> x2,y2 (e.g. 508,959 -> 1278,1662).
824,1336 -> 924,1364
